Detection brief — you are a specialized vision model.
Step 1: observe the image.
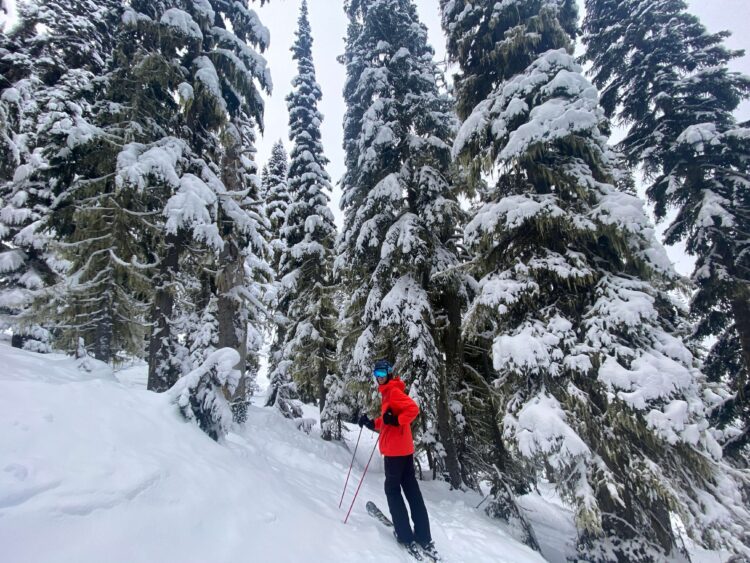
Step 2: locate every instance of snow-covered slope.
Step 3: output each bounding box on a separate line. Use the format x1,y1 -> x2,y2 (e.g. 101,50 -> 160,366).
0,342 -> 553,563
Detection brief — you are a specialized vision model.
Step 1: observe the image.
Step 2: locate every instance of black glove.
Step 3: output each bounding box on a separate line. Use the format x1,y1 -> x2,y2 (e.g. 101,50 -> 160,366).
383,409 -> 399,427
358,414 -> 375,430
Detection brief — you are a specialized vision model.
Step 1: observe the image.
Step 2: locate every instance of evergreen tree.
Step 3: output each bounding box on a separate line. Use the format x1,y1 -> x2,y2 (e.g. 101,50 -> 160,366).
264,139 -> 290,274
0,0 -> 121,353
133,0 -> 272,393
277,0 -> 339,438
259,163 -> 270,200
264,139 -> 298,414
217,116 -> 273,421
172,347 -> 243,440
337,0 -> 467,482
442,0 -> 750,559
583,0 -> 750,463
30,0 -> 272,390
43,0 -> 210,371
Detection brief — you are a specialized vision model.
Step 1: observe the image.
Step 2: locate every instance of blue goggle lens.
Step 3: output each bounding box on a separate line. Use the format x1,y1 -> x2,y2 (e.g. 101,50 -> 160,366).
373,368 -> 389,378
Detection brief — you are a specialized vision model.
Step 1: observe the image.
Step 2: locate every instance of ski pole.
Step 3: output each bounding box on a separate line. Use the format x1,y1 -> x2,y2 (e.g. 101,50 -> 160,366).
339,425 -> 363,508
344,434 -> 380,524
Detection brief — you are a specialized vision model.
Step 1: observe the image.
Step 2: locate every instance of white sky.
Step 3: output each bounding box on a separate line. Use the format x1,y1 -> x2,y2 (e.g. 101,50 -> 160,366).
255,0 -> 750,276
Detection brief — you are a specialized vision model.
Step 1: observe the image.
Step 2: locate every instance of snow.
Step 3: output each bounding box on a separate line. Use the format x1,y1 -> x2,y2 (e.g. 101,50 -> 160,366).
192,0 -> 215,24
116,138 -> 186,192
177,82 -> 194,104
164,173 -> 223,250
465,195 -> 566,242
160,8 -> 202,40
0,343 -> 570,563
0,248 -> 26,273
505,393 -> 590,469
598,354 -> 695,411
194,56 -> 228,115
1,86 -> 20,103
696,189 -> 735,228
676,123 -> 719,151
0,287 -> 29,309
453,49 -> 602,162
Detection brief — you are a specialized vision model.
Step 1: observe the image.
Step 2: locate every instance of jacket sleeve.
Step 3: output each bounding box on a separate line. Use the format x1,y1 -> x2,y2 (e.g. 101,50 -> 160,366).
373,417 -> 383,431
390,389 -> 419,426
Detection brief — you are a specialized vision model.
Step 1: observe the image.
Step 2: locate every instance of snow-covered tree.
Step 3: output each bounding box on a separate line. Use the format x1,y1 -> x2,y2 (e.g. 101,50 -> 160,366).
264,139 -> 290,273
0,0 -> 120,353
264,139 -> 297,413
259,164 -> 270,200
273,0 -> 339,438
130,0 -> 272,393
583,0 -> 750,463
216,117 -> 273,422
172,347 -> 242,440
337,0 -> 467,481
25,0 -> 272,390
442,0 -> 750,559
0,79 -> 56,353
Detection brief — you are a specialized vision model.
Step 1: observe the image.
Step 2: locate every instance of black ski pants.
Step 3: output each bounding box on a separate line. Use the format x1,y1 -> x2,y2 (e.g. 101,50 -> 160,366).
384,454 -> 431,545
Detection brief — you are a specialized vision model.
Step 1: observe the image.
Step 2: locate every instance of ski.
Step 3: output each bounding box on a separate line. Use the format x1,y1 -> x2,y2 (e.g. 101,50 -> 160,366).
365,501 -> 442,561
366,500 -> 394,527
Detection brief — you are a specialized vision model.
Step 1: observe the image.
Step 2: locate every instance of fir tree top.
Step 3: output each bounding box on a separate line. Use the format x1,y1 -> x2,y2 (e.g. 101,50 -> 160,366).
265,140 -> 290,236
283,0 -> 336,274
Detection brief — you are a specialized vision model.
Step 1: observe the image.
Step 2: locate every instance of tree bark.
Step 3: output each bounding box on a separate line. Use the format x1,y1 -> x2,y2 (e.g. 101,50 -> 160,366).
217,236 -> 249,415
216,238 -> 245,371
319,340 -> 331,440
94,311 -> 112,363
147,232 -> 180,392
435,287 -> 464,489
731,286 -> 750,403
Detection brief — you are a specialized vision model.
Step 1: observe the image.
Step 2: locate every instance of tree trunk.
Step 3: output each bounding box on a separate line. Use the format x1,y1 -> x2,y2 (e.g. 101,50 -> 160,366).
94,311 -> 112,363
731,286 -> 750,402
265,323 -> 287,407
435,288 -> 464,489
319,344 -> 331,440
318,342 -> 328,413
147,233 -> 180,392
216,237 -> 245,375
216,227 -> 250,421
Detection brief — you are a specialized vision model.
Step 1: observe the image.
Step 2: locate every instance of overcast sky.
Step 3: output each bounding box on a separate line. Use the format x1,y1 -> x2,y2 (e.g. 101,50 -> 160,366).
254,0 -> 750,275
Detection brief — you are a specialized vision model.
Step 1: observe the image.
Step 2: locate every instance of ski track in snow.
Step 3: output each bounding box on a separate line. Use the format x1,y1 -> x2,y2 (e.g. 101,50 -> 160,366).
0,343 -> 731,563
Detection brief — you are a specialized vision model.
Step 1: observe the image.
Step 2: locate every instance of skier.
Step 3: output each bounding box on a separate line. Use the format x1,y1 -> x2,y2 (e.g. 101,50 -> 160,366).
358,359 -> 439,560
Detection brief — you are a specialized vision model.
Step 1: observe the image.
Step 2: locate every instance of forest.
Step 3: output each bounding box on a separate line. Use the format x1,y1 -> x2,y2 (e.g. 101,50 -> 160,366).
1,0 -> 749,560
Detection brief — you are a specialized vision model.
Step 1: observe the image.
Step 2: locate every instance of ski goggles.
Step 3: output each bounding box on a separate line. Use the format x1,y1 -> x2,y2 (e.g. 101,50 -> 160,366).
373,368 -> 389,378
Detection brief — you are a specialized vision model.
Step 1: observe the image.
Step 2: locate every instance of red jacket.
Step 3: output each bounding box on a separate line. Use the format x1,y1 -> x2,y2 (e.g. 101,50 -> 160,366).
373,377 -> 419,457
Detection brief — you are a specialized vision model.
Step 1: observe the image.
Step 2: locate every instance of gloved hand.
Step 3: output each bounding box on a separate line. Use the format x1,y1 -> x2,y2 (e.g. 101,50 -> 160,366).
358,414 -> 375,431
383,409 -> 399,427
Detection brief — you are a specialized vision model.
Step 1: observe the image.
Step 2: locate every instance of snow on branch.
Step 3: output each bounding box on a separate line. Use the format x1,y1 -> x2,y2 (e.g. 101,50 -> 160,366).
170,348 -> 241,440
